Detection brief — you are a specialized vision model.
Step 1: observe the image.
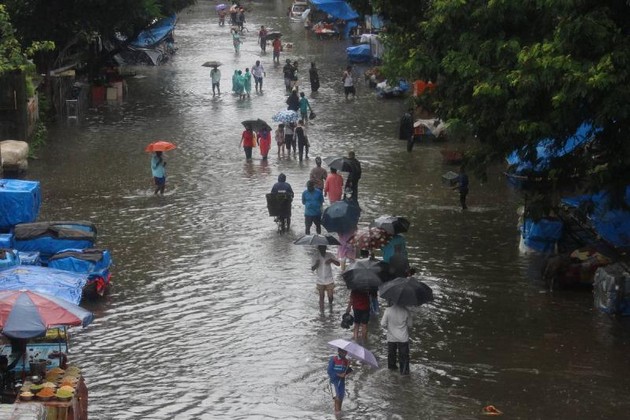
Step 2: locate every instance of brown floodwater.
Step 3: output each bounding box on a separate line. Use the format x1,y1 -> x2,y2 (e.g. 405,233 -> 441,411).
25,1 -> 630,418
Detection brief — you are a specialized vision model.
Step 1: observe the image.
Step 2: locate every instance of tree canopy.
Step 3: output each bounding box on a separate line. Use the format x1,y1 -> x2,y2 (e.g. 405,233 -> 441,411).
355,0 -> 630,194
0,0 -> 195,68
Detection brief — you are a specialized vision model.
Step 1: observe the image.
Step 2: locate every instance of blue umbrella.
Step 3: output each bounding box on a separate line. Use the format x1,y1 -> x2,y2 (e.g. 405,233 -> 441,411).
272,110 -> 299,124
215,3 -> 227,11
321,199 -> 361,234
328,338 -> 378,368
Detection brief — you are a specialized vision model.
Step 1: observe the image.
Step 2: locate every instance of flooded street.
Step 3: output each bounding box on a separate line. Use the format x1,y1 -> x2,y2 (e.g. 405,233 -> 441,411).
26,1 -> 630,418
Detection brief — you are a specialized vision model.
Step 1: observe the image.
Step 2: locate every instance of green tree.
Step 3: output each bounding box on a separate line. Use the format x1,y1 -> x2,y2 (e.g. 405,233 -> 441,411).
1,0 -> 195,70
355,0 -> 630,196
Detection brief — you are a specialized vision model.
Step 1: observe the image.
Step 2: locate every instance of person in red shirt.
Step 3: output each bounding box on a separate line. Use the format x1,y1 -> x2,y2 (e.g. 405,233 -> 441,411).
346,289 -> 370,340
324,167 -> 344,203
239,126 -> 256,160
272,37 -> 282,64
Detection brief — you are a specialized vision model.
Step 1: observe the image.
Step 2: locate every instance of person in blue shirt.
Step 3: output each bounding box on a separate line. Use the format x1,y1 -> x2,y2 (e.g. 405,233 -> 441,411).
327,348 -> 352,415
151,151 -> 166,195
302,180 -> 324,234
452,165 -> 469,210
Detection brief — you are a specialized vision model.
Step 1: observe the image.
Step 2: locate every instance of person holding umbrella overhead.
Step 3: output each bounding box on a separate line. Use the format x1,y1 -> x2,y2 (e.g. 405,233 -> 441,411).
380,303 -> 413,375
151,151 -> 167,195
327,347 -> 352,415
311,245 -> 340,310
240,125 -> 256,161
210,65 -> 221,97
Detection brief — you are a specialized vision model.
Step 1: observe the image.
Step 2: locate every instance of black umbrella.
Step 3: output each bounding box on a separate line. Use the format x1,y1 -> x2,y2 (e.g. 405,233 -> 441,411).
294,234 -> 341,246
342,258 -> 393,291
241,119 -> 272,132
202,61 -> 223,67
378,276 -> 433,306
373,215 -> 410,235
323,156 -> 354,172
321,199 -> 361,234
265,32 -> 282,40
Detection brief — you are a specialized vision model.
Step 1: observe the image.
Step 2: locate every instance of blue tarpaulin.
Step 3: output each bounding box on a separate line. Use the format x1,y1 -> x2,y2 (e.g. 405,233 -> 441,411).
506,123 -> 599,174
521,218 -> 564,253
561,187 -> 630,249
129,15 -> 176,49
0,266 -> 88,305
48,249 -> 112,278
310,0 -> 358,38
347,44 -> 371,63
0,180 -> 41,230
309,0 -> 359,20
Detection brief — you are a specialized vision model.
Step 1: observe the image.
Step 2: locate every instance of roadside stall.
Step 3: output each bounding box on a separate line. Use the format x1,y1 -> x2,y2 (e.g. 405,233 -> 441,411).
308,0 -> 359,39
0,290 -> 93,419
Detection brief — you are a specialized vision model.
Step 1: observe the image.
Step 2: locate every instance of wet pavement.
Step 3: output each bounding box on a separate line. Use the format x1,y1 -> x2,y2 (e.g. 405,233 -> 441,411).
26,1 -> 630,419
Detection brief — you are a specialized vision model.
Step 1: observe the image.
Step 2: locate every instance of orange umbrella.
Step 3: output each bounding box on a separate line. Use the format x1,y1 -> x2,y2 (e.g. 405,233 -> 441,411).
145,141 -> 177,153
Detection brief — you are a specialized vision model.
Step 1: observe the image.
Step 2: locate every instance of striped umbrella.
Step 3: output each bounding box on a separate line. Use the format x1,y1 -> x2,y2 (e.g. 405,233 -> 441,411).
0,290 -> 94,339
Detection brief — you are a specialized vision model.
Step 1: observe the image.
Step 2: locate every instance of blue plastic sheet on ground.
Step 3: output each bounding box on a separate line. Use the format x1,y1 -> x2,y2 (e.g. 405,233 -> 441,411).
0,266 -> 88,305
506,123 -> 599,174
129,15 -> 176,49
521,218 -> 563,253
0,180 -> 41,229
561,186 -> 630,249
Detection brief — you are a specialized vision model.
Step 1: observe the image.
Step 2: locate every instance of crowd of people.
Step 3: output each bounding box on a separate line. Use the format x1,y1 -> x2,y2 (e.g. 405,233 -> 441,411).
148,3 -> 423,416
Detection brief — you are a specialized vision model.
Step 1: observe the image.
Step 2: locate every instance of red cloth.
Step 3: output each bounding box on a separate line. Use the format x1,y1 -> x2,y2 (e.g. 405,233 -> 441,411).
324,173 -> 344,203
241,130 -> 255,147
350,290 -> 370,310
258,131 -> 271,157
272,38 -> 282,52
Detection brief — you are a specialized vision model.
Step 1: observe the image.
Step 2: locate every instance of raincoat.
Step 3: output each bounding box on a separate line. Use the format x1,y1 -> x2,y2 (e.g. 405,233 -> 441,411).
232,70 -> 238,92
244,70 -> 252,94
234,72 -> 245,95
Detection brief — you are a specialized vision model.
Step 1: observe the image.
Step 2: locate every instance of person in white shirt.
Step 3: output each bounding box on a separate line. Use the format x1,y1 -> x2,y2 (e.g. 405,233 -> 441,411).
380,303 -> 413,374
311,245 -> 340,310
251,60 -> 266,93
210,66 -> 221,97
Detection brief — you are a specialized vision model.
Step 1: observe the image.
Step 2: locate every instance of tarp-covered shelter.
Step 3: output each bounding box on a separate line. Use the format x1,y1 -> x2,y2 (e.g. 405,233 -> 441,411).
506,122 -> 599,174
309,0 -> 359,38
0,266 -> 88,305
126,15 -> 177,65
561,186 -> 630,249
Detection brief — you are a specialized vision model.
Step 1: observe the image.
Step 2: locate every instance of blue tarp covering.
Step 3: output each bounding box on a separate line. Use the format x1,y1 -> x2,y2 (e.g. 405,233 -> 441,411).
561,187 -> 630,249
347,44 -> 371,62
309,0 -> 359,20
0,266 -> 88,305
48,249 -> 112,278
521,218 -> 563,253
310,0 -> 358,38
0,180 -> 41,230
13,222 -> 97,262
129,15 -> 176,49
506,123 -> 599,174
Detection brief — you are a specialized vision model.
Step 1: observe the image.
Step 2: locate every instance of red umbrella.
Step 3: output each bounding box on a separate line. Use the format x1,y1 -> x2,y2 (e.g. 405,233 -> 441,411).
349,227 -> 393,250
145,141 -> 177,153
